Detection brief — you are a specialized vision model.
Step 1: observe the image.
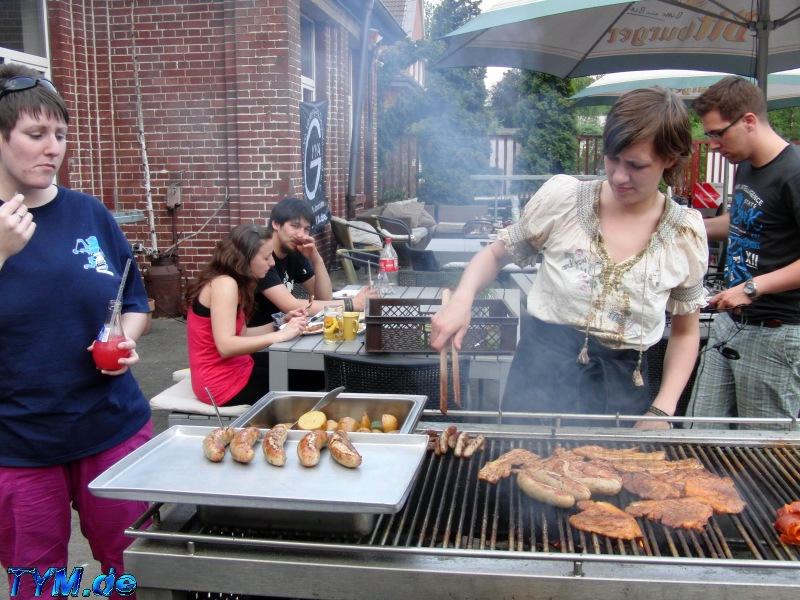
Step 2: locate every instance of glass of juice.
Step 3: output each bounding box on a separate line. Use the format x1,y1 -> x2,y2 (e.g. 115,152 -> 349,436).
323,304 -> 343,345
93,300 -> 129,370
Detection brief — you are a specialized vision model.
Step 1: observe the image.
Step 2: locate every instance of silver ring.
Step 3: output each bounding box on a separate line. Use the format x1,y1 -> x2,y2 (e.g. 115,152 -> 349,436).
15,212 -> 24,220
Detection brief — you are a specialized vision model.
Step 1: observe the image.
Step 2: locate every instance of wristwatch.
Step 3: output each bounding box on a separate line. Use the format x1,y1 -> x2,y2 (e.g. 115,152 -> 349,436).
743,278 -> 759,299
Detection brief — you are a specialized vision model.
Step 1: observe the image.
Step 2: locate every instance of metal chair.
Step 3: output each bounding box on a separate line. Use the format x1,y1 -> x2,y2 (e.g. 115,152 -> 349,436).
335,248 -> 381,285
462,219 -> 495,239
329,216 -> 383,253
330,216 -> 383,285
323,353 -> 471,421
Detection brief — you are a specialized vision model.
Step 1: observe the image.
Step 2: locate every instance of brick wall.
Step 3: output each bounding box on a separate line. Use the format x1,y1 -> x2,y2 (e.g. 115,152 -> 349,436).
46,0 -> 378,282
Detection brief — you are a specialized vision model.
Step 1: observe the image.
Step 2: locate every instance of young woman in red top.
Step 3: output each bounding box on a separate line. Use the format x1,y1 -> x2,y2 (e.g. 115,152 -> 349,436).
186,223 -> 307,405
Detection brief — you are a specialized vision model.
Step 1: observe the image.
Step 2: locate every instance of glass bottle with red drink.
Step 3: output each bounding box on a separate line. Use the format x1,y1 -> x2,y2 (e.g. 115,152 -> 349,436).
93,300 -> 128,370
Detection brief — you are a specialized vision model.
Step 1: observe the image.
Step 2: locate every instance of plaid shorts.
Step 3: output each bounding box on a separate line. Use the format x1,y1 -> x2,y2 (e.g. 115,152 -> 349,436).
686,313 -> 800,430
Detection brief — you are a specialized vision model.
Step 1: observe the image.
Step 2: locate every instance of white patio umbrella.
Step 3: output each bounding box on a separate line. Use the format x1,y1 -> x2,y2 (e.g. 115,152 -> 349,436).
435,0 -> 800,94
570,69 -> 800,110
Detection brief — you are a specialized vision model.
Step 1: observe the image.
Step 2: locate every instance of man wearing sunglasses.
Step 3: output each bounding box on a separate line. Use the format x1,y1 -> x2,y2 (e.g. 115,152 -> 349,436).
0,64 -> 152,597
687,76 -> 800,431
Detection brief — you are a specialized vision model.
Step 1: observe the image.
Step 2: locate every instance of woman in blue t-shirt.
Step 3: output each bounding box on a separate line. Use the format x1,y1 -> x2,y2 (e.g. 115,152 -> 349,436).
0,63 -> 152,597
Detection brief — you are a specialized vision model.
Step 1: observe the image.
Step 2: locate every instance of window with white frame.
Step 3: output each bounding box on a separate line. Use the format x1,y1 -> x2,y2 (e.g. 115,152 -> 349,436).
0,0 -> 50,75
300,15 -> 315,102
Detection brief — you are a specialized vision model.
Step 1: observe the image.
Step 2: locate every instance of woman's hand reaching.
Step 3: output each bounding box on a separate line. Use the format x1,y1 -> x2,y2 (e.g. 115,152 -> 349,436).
282,308 -> 307,323
431,291 -> 473,353
278,314 -> 307,340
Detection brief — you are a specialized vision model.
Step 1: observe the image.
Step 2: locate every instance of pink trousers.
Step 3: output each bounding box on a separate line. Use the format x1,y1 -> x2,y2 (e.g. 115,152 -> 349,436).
0,421 -> 152,599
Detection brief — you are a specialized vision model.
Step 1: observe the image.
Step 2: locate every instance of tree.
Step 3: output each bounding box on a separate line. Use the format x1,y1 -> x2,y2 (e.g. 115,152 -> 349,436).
488,69 -> 523,128
377,0 -> 493,205
488,71 -> 578,176
769,107 -> 800,142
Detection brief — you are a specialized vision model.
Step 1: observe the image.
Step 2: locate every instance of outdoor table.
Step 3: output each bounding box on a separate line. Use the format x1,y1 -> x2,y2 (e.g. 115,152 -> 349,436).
267,285 -> 521,409
425,237 -> 490,264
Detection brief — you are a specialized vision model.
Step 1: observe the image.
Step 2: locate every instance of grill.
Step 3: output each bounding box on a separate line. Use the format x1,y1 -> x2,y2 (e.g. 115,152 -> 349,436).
124,425 -> 800,599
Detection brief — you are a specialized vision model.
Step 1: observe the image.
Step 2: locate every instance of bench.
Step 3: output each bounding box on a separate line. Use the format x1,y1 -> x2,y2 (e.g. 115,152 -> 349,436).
149,369 -> 251,427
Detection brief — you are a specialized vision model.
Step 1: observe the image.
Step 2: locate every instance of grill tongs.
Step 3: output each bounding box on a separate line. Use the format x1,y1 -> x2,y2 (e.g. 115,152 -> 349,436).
439,289 -> 461,415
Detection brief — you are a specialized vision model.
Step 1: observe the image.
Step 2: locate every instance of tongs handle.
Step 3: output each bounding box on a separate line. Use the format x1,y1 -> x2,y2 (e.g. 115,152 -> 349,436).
439,289 -> 460,414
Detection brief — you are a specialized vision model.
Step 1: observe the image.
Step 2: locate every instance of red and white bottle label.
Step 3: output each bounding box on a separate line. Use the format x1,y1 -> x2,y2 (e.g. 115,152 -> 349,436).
380,258 -> 398,272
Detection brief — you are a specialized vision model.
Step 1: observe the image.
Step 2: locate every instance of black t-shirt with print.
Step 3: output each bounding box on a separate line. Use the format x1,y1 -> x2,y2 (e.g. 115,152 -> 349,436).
248,252 -> 315,327
726,144 -> 800,323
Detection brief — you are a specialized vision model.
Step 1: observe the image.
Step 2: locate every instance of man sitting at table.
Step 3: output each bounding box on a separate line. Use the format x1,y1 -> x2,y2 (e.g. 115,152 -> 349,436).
248,197 -> 376,328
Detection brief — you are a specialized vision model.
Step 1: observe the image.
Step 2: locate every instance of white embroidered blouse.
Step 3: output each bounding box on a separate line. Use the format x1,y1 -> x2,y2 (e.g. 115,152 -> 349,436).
499,175 -> 709,350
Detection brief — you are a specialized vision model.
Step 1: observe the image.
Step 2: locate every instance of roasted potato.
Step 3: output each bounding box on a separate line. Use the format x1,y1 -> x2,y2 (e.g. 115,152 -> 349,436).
325,419 -> 339,431
360,411 -> 371,430
381,414 -> 399,433
337,416 -> 360,432
297,410 -> 327,431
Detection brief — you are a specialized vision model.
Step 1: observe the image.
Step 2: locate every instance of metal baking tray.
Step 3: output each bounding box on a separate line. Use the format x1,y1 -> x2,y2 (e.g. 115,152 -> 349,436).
89,426 -> 429,514
230,391 -> 426,433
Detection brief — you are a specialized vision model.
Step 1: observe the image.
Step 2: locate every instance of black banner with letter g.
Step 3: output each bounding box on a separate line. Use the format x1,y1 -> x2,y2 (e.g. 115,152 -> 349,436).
300,100 -> 330,232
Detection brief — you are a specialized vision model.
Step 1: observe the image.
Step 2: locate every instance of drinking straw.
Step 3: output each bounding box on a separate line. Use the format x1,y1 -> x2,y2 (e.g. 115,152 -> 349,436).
112,259 -> 132,320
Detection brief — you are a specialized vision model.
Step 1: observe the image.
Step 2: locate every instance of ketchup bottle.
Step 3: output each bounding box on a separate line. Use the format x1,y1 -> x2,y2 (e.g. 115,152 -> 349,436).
92,300 -> 128,370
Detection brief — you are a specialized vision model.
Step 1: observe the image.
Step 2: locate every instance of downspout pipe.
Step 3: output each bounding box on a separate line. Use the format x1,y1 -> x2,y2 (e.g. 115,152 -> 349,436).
346,0 -> 375,219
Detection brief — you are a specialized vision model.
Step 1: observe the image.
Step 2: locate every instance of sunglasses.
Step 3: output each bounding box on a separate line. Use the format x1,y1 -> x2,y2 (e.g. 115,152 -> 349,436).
0,76 -> 59,101
705,114 -> 743,140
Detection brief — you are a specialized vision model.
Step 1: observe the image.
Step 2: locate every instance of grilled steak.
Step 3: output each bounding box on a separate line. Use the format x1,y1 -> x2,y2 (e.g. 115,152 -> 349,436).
478,448 -> 542,484
569,500 -> 643,540
570,445 -> 666,462
604,457 -> 704,474
621,471 -> 685,500
625,498 -> 715,531
683,473 -> 746,514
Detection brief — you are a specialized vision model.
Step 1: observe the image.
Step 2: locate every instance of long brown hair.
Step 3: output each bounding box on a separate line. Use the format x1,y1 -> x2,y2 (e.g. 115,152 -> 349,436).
184,223 -> 272,319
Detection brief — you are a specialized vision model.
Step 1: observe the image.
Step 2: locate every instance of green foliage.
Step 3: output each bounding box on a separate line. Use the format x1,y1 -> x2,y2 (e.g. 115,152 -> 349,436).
769,107 -> 800,142
489,71 -> 579,175
378,0 -> 493,205
488,69 -> 523,128
378,188 -> 410,205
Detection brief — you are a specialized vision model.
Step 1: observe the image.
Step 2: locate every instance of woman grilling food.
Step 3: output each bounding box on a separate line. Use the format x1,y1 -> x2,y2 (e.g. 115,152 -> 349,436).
431,88 -> 708,428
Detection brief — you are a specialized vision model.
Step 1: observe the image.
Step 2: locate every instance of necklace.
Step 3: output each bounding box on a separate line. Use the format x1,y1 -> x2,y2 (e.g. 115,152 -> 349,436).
577,188 -> 655,388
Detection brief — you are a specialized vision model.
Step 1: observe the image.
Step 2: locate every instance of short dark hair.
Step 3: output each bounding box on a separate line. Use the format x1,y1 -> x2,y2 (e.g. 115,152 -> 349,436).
0,64 -> 68,141
692,76 -> 767,121
269,197 -> 314,229
603,87 -> 692,188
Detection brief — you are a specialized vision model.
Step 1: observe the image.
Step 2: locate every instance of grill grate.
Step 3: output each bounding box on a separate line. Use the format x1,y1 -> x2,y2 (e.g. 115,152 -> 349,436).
190,438 -> 800,563
364,438 -> 800,561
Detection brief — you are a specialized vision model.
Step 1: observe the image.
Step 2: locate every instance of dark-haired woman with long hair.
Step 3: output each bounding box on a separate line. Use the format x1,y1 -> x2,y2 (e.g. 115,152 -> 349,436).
186,223 -> 307,406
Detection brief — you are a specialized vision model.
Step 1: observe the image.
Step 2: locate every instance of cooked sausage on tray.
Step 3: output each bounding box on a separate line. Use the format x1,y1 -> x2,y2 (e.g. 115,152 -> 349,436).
202,426 -> 236,462
262,424 -> 289,467
297,430 -> 329,467
328,430 -> 362,469
229,426 -> 261,464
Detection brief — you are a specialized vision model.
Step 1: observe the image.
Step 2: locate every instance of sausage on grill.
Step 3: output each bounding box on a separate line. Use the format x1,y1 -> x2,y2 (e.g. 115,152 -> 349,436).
517,470 -> 576,509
